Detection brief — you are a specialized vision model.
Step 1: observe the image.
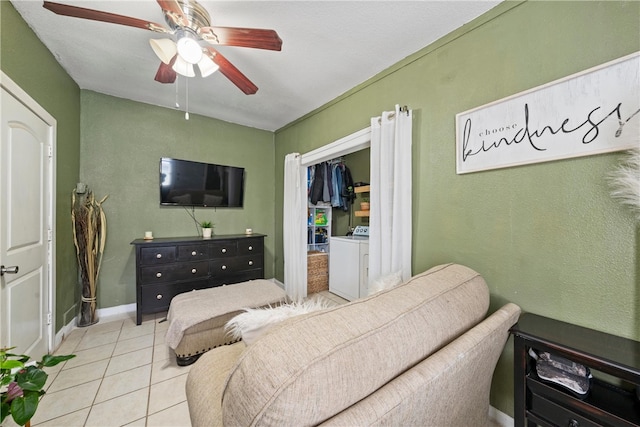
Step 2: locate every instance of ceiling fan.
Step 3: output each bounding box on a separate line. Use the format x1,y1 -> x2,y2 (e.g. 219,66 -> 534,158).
42,0 -> 283,94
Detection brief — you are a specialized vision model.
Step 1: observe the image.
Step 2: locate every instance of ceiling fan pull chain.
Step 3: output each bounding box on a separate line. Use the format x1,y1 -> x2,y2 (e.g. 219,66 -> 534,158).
185,78 -> 190,120
175,76 -> 180,109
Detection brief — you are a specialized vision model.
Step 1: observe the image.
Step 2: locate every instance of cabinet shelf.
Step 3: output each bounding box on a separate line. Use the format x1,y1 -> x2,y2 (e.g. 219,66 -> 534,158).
308,204 -> 331,252
354,185 -> 370,216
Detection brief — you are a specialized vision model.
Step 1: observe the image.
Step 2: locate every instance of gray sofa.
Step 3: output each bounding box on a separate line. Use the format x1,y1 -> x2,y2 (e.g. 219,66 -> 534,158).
186,263 -> 521,426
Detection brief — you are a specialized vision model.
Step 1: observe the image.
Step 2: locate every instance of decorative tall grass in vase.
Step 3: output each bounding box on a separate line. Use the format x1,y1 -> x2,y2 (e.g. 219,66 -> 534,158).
72,189 -> 108,327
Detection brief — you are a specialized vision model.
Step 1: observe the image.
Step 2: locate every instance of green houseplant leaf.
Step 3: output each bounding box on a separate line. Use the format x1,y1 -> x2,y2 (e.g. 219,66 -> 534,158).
15,366 -> 47,392
9,390 -> 41,426
1,347 -> 75,425
40,354 -> 76,368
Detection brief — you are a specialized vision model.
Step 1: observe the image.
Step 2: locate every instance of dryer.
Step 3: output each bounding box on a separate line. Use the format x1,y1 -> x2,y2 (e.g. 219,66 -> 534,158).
329,227 -> 369,301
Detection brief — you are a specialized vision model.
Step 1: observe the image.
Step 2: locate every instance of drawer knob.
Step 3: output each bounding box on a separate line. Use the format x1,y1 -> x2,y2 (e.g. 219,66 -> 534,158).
156,294 -> 163,300
568,420 -> 579,427
191,268 -> 197,274
248,260 -> 253,266
156,272 -> 162,278
156,253 -> 162,259
248,246 -> 253,251
221,265 -> 227,270
221,248 -> 227,253
191,250 -> 197,256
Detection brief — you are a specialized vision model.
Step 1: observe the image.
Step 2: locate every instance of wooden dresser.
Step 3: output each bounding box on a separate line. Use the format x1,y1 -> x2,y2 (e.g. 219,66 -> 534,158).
510,313 -> 640,427
131,234 -> 265,325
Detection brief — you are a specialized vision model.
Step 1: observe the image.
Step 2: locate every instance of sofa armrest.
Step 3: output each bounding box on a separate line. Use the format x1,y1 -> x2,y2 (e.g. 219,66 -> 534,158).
321,303 -> 521,426
186,342 -> 245,427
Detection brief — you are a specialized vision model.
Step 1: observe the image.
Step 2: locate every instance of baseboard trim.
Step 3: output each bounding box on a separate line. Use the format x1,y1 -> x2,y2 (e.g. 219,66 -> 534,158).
489,406 -> 514,427
53,318 -> 76,351
53,303 -> 136,352
97,303 -> 137,323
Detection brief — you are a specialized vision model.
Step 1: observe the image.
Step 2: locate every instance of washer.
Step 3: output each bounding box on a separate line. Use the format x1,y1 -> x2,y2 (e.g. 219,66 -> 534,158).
329,234 -> 369,301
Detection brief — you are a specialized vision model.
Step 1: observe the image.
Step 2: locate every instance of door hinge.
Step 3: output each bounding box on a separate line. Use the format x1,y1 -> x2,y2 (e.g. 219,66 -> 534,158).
47,229 -> 53,242
47,312 -> 52,325
47,145 -> 53,158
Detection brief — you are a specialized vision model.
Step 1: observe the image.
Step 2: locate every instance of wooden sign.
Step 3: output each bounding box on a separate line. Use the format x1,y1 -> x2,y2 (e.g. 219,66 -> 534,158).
456,52 -> 639,174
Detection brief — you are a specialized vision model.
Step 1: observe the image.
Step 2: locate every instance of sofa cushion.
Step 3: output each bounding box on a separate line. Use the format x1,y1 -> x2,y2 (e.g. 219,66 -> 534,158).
222,263 -> 490,426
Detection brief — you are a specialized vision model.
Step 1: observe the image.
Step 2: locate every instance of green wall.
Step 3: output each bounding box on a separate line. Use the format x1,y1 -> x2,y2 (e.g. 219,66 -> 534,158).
274,1 -> 639,416
1,2 -> 81,330
80,91 -> 275,308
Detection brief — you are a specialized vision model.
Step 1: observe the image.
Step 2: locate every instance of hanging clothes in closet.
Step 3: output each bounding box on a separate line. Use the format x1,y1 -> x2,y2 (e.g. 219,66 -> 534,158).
308,160 -> 355,211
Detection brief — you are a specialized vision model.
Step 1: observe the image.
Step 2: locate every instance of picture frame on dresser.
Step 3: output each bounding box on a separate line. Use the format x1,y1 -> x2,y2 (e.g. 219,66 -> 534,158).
131,234 -> 266,325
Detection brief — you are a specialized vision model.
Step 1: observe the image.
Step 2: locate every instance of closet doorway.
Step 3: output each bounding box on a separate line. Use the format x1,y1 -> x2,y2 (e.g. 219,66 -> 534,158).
284,106 -> 412,302
299,128 -> 371,299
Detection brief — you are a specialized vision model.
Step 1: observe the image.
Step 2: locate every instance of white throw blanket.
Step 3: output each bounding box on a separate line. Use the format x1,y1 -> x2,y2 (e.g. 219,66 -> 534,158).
165,279 -> 287,349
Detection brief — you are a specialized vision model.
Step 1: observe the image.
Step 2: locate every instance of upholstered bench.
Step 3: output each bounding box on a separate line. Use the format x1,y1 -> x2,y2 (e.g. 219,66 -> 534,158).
165,279 -> 288,366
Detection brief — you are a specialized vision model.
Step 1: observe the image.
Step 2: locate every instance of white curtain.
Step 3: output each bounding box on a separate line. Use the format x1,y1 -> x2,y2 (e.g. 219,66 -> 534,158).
369,105 -> 413,284
283,153 -> 307,301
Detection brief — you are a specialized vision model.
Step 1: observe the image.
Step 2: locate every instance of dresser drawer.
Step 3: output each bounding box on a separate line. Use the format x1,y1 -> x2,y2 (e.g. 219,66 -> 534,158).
140,246 -> 176,265
140,261 -> 209,284
177,244 -> 209,261
140,280 -> 210,311
530,391 -> 601,427
211,270 -> 262,286
210,255 -> 263,276
238,238 -> 263,255
210,241 -> 238,257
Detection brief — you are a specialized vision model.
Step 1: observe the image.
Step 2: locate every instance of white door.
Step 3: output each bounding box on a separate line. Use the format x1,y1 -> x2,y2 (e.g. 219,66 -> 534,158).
0,74 -> 55,360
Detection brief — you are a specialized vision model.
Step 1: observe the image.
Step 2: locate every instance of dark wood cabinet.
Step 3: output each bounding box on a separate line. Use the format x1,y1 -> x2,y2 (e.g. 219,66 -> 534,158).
131,234 -> 265,325
510,313 -> 640,427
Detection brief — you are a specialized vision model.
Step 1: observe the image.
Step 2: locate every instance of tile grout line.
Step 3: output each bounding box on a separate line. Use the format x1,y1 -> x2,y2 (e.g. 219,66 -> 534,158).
34,313 -> 191,426
83,319 -> 125,424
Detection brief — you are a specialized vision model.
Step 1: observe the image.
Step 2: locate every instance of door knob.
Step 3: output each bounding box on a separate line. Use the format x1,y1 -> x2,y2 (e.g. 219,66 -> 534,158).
1,265 -> 19,276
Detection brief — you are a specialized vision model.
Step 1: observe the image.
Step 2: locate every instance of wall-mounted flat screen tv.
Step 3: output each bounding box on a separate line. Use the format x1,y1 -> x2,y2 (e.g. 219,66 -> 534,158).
160,157 -> 245,207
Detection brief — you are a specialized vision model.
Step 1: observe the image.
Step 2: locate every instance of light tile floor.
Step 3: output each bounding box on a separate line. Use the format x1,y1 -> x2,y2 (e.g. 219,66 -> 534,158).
17,290 -> 346,427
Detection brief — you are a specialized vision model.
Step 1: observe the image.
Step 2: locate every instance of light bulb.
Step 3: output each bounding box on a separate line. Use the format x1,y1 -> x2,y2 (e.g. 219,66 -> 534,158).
172,56 -> 195,77
177,37 -> 203,65
198,55 -> 219,77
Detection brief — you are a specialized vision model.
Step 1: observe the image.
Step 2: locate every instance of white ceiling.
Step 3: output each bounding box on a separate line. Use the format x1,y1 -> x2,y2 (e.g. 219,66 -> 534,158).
11,0 -> 501,131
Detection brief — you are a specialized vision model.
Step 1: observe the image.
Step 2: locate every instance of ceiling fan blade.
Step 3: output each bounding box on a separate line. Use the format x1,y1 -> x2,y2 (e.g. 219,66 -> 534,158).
43,1 -> 169,33
154,56 -> 177,84
204,47 -> 258,95
199,27 -> 282,51
156,0 -> 189,27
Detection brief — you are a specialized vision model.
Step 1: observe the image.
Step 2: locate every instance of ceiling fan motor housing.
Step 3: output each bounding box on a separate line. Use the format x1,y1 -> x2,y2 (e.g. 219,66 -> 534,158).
165,0 -> 211,32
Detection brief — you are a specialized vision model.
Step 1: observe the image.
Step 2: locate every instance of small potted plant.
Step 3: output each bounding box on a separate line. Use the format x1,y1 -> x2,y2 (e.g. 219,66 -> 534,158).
200,221 -> 213,238
1,347 -> 75,426
360,197 -> 370,211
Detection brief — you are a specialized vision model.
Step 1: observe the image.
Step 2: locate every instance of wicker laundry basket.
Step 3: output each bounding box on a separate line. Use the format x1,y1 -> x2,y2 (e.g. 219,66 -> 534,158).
307,251 -> 329,294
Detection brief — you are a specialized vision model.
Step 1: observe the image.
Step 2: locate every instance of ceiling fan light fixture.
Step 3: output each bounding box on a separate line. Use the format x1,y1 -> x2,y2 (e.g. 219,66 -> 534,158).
172,55 -> 196,77
176,36 -> 203,64
197,55 -> 219,77
149,38 -> 177,64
